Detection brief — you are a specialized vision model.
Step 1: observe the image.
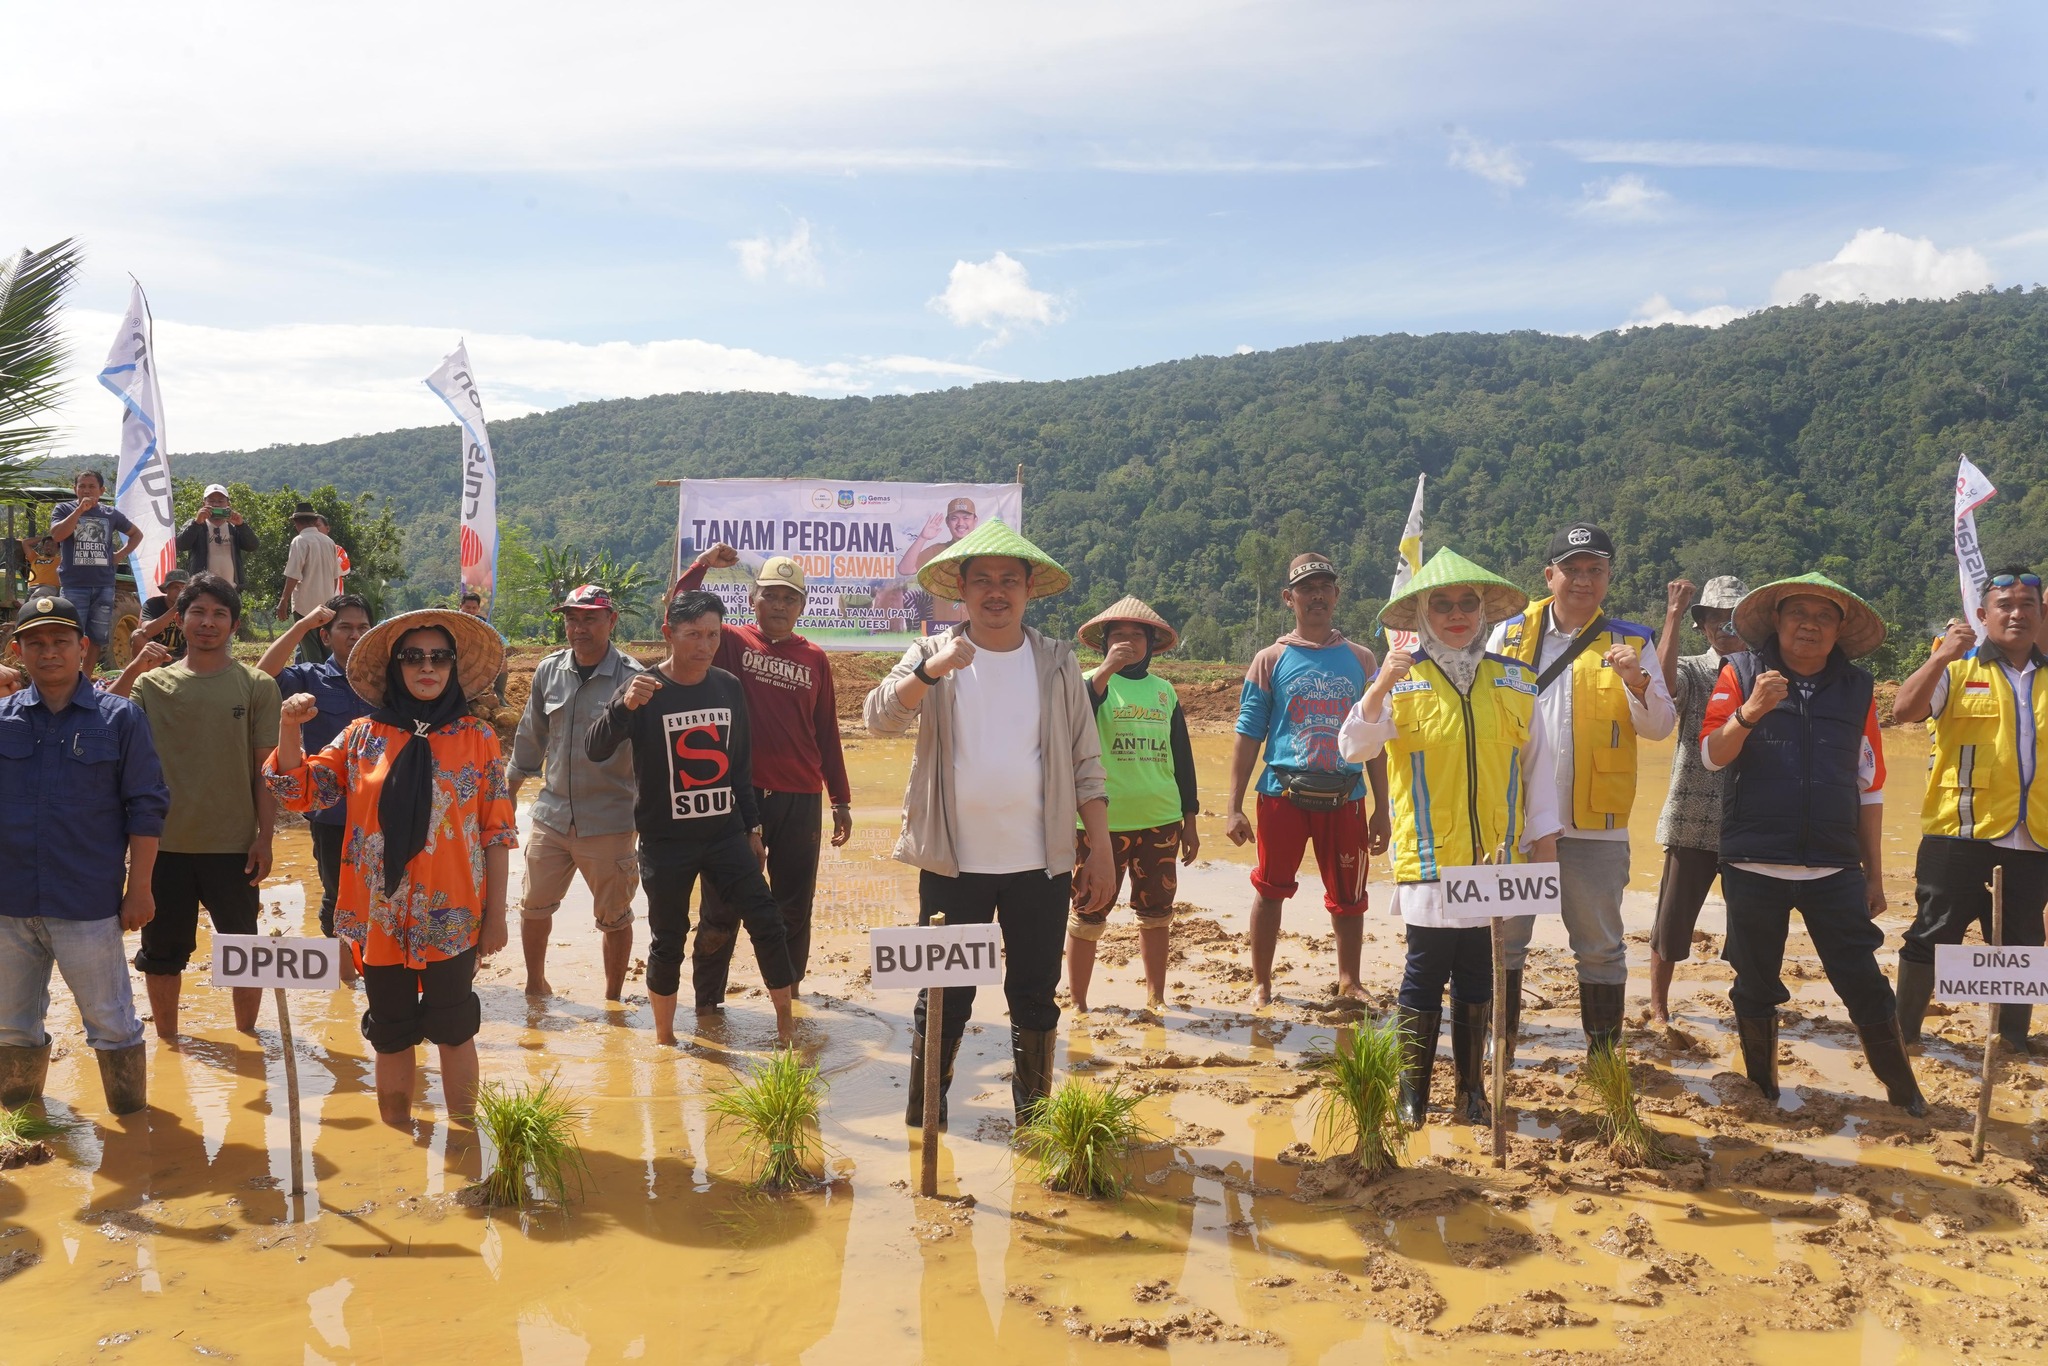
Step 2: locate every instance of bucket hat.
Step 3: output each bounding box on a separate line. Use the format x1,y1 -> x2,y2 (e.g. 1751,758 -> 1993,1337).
347,608 -> 506,707
1695,575 -> 1748,614
916,519 -> 1071,602
1377,548 -> 1529,633
1733,573 -> 1886,658
1078,596 -> 1179,653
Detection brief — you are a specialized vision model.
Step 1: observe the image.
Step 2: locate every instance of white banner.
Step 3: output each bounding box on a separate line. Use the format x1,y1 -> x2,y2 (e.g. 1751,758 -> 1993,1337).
869,923 -> 1005,989
1432,862 -> 1563,921
98,282 -> 177,600
1934,944 -> 2048,1004
424,344 -> 498,611
1955,455 -> 1997,642
1385,473 -> 1425,652
211,935 -> 342,989
675,478 -> 1023,650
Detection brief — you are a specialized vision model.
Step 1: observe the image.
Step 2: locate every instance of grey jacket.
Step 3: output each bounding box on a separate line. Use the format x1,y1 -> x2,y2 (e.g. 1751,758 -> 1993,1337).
864,625 -> 1108,878
509,643 -> 644,838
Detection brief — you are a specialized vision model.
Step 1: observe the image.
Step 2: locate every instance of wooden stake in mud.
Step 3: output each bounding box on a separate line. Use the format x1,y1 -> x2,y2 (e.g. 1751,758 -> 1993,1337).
1971,867 -> 2005,1163
274,988 -> 306,1203
921,914 -> 947,1197
1490,919 -> 1509,1168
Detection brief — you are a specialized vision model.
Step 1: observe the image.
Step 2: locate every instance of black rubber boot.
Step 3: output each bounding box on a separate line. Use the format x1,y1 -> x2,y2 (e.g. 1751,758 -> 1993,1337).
1502,968 -> 1523,1062
1735,1013 -> 1779,1101
904,1031 -> 962,1128
1894,957 -> 1935,1045
96,1043 -> 148,1117
1011,1028 -> 1056,1120
1396,1007 -> 1440,1128
1579,981 -> 1626,1056
1998,1004 -> 2035,1055
1450,999 -> 1492,1125
1856,1017 -> 1929,1117
0,1041 -> 51,1110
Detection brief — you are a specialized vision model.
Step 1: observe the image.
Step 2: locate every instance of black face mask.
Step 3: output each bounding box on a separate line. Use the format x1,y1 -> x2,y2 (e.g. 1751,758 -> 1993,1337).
367,628 -> 468,896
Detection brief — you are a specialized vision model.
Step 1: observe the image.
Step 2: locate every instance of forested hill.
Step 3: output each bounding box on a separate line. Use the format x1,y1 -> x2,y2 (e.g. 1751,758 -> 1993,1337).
163,289 -> 2048,669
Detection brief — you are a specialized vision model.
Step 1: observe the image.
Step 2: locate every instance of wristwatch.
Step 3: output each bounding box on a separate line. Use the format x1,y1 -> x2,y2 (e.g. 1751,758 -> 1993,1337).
913,659 -> 940,686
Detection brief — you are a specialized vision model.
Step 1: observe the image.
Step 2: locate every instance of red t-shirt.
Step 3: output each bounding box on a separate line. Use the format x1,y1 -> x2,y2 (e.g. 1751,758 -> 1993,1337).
674,564 -> 851,804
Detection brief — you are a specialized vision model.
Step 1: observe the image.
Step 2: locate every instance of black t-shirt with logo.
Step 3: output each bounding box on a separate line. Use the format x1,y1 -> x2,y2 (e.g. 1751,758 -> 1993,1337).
585,665 -> 758,848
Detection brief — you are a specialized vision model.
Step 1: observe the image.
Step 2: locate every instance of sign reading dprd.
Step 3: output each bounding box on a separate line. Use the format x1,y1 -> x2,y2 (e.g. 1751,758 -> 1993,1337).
212,935 -> 341,990
869,923 -> 1004,989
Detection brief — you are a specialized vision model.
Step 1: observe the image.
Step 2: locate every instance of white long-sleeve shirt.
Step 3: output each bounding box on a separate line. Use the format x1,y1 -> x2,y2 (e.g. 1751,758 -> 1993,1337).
1340,684 -> 1563,927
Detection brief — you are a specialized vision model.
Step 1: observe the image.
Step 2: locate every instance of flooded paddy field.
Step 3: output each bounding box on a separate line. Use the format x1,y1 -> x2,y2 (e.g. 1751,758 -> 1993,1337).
5,726 -> 2047,1363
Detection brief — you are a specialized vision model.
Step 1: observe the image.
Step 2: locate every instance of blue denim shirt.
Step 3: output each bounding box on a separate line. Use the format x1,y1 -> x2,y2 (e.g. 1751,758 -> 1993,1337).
0,675 -> 169,921
276,658 -> 372,826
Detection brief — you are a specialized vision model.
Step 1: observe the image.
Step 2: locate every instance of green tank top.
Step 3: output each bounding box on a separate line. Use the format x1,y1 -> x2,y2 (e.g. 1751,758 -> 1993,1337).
1089,670 -> 1186,832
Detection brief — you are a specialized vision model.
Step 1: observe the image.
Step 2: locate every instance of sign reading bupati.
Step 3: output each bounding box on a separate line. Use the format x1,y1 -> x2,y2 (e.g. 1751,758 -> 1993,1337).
675,479 -> 1024,649
1935,944 -> 2048,1004
212,935 -> 342,989
870,923 -> 1005,989
664,707 -> 735,820
1433,863 -> 1563,919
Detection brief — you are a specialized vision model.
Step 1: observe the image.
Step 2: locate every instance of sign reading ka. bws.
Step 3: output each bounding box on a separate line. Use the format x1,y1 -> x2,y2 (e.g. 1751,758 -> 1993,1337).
1934,944 -> 2048,1004
870,923 -> 1004,989
212,936 -> 341,989
1435,863 -> 1563,918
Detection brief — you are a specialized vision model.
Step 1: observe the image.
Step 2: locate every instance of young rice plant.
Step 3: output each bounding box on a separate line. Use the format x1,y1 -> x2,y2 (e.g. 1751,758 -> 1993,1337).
1306,1016 -> 1407,1178
1013,1078 -> 1151,1200
473,1074 -> 590,1209
708,1049 -> 826,1193
0,1104 -> 66,1162
1581,1043 -> 1673,1167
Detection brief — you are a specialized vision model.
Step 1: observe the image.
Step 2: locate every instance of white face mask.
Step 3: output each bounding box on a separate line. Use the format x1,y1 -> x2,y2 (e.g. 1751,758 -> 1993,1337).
1415,606 -> 1489,695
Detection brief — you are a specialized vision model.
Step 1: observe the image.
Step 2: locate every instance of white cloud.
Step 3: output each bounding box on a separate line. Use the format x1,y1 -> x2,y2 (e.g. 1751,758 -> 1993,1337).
1089,156 -> 1383,173
1576,174 -> 1671,221
1768,227 -> 1993,304
48,312 -> 1008,456
732,219 -> 823,284
1234,344 -> 1255,354
1619,294 -> 1745,330
1447,133 -> 1526,188
928,253 -> 1064,344
1554,140 -> 1906,172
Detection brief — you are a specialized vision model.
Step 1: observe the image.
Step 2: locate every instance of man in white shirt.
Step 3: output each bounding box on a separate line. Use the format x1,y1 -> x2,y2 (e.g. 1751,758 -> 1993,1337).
277,502 -> 340,665
1489,524 -> 1675,1060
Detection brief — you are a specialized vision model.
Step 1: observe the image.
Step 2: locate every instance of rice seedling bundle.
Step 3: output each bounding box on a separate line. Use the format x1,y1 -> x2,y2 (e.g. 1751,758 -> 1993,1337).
1305,1016 -> 1407,1178
709,1049 -> 826,1193
473,1075 -> 590,1209
1013,1078 -> 1151,1200
1580,1044 -> 1673,1167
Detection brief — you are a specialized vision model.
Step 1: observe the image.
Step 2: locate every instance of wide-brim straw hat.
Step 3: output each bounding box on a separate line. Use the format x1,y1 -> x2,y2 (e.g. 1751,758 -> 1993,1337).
1377,548 -> 1529,633
1733,572 -> 1887,658
916,518 -> 1072,603
347,608 -> 506,708
1078,596 -> 1179,653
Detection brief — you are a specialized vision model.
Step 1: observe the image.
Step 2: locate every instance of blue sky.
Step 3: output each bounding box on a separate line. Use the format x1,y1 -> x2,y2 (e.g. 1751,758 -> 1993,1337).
13,1 -> 2048,453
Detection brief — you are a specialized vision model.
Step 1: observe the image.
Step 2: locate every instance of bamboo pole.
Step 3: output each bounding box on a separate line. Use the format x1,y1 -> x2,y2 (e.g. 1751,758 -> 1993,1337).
1971,867 -> 2005,1162
1490,919 -> 1509,1168
274,988 -> 306,1207
921,914 -> 948,1197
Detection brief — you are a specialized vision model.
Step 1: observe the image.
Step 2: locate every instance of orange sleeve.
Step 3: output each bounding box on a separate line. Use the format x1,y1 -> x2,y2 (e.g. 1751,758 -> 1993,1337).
1699,662 -> 1745,743
1863,699 -> 1886,796
263,723 -> 355,814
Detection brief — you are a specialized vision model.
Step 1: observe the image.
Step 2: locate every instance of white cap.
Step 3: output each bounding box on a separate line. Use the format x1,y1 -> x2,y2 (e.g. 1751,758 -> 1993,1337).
203,483 -> 230,498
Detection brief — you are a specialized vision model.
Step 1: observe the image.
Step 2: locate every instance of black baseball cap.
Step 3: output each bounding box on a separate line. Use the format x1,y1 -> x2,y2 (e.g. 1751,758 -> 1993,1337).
1546,523 -> 1615,565
14,593 -> 83,636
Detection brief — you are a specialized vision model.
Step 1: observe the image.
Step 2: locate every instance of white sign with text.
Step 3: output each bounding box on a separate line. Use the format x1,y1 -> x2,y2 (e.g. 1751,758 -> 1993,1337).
1935,944 -> 2048,1004
1434,863 -> 1563,920
869,923 -> 1005,989
212,935 -> 342,989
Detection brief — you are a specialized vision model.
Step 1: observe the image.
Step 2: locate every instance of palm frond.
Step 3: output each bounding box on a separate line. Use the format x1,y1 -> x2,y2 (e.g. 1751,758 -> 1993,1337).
0,239 -> 84,479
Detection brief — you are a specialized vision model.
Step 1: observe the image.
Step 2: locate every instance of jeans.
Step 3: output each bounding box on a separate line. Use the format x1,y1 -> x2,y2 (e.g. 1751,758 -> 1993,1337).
1398,923 -> 1493,1012
310,821 -> 345,938
639,832 -> 794,1001
1720,864 -> 1896,1026
1498,836 -> 1630,984
0,914 -> 144,1050
1901,836 -> 2048,965
912,868 -> 1069,1041
66,584 -> 116,649
697,790 -> 822,1004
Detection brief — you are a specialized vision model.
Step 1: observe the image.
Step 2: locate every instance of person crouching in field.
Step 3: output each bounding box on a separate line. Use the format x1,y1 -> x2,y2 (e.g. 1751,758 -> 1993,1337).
267,608 -> 515,1128
1702,575 -> 1926,1115
1067,597 -> 1200,1012
1339,551 -> 1562,1127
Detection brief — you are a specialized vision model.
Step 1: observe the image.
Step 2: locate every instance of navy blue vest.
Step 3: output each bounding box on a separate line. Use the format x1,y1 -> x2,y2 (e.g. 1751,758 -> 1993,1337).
1719,643 -> 1872,869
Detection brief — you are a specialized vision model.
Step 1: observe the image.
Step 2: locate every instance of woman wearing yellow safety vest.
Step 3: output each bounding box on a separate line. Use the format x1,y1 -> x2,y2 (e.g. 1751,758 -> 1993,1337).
1340,550 -> 1562,1127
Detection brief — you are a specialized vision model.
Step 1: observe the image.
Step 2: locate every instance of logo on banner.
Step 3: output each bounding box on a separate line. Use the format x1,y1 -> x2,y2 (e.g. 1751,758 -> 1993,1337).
837,489 -> 855,509
664,707 -> 735,820
810,488 -> 836,510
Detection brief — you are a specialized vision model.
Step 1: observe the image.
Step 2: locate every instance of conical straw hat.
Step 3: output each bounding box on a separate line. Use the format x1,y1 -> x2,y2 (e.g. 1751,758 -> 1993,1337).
1377,548 -> 1529,633
1078,596 -> 1179,653
1732,572 -> 1887,658
916,518 -> 1072,602
347,608 -> 507,708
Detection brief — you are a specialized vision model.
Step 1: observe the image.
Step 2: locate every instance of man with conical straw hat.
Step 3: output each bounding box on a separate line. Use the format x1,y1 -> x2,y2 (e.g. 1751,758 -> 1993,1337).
1700,573 -> 1927,1115
1340,550 -> 1563,1126
1069,595 -> 1202,1013
864,519 -> 1114,1128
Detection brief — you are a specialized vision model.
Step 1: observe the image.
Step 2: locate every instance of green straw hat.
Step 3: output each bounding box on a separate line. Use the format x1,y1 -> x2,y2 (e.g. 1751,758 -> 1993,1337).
1733,572 -> 1887,658
916,518 -> 1073,602
1377,548 -> 1529,633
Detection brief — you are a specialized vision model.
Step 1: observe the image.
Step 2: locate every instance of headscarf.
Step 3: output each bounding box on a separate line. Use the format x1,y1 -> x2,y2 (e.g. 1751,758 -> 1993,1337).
367,626 -> 469,896
1414,604 -> 1490,696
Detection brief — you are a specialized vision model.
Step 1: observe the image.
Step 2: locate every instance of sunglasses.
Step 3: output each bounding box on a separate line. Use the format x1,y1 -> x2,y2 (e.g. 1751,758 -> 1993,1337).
1988,573 -> 2043,591
394,648 -> 457,666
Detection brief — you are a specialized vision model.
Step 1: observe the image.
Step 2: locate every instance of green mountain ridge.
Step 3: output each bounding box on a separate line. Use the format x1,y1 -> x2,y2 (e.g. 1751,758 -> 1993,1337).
97,289 -> 2048,670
